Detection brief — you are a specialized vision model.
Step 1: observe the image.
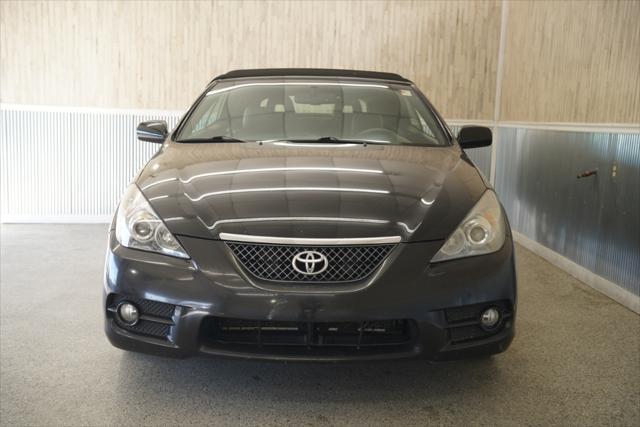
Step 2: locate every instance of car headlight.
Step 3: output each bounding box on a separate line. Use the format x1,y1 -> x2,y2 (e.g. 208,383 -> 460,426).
115,184 -> 190,259
431,190 -> 506,262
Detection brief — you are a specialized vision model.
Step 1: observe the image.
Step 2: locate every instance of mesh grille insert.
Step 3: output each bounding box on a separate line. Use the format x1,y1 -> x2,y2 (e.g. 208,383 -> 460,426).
111,295 -> 176,319
444,300 -> 513,344
107,294 -> 177,340
226,242 -> 395,283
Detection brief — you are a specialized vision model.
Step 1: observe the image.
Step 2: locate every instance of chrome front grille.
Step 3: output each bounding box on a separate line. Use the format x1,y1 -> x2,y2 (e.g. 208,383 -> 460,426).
226,242 -> 395,283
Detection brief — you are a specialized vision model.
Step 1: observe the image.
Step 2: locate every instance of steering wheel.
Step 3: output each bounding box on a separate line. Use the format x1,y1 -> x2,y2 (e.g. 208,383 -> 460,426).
354,128 -> 397,142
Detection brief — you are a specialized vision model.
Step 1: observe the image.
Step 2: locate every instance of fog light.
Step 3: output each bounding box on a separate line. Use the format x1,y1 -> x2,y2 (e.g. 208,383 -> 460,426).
480,307 -> 500,329
117,302 -> 139,325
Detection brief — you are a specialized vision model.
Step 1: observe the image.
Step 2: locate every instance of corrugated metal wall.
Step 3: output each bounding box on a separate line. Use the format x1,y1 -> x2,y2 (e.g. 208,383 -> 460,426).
0,109 -> 490,220
0,107 -> 180,220
495,127 -> 640,295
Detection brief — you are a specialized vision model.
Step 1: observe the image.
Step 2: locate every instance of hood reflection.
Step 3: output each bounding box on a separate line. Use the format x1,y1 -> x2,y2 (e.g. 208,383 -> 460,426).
180,166 -> 383,184
206,216 -> 389,231
185,186 -> 390,202
137,142 -> 485,242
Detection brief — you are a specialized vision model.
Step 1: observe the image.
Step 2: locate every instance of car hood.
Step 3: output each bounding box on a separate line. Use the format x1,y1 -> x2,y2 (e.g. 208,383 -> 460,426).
136,141 -> 486,242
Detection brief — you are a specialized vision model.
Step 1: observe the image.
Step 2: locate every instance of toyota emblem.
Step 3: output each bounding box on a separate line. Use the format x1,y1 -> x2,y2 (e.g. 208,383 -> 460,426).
292,250 -> 329,275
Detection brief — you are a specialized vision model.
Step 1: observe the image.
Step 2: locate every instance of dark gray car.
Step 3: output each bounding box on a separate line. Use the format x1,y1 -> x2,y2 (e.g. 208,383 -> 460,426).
104,69 -> 516,361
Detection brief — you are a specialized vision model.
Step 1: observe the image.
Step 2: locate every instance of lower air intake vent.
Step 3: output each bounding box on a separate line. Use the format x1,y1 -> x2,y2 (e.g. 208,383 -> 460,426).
203,318 -> 415,351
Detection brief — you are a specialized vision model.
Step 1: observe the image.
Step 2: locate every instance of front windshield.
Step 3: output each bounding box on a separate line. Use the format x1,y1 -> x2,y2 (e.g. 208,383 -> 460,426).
176,79 -> 450,146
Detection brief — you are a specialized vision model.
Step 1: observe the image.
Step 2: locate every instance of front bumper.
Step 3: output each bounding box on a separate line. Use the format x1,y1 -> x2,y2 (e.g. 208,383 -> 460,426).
104,231 -> 516,361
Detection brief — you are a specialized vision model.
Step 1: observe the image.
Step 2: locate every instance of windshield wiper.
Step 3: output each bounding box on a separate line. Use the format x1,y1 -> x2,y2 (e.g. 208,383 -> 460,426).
283,136 -> 380,145
176,135 -> 250,143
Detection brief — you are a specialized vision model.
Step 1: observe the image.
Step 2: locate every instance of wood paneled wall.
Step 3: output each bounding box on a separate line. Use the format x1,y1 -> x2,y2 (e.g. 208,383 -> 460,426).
0,0 -> 501,120
500,1 -> 640,123
3,0 -> 638,124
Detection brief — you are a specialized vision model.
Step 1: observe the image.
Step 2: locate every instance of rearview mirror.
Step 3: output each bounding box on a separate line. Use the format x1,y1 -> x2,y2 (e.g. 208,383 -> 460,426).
137,121 -> 168,143
457,126 -> 492,149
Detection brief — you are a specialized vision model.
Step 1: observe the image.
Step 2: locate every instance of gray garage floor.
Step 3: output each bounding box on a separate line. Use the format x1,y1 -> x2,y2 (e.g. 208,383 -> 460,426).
1,224 -> 639,426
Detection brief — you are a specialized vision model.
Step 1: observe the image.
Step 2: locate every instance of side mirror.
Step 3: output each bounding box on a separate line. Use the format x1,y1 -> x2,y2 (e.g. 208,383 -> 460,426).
137,121 -> 168,143
457,126 -> 492,149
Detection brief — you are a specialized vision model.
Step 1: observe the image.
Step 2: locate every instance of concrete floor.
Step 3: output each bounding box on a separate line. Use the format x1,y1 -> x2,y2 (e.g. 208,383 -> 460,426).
1,224 -> 638,426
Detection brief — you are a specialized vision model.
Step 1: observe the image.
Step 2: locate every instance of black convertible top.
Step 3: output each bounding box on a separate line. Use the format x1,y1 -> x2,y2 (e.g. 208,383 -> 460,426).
212,68 -> 411,83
